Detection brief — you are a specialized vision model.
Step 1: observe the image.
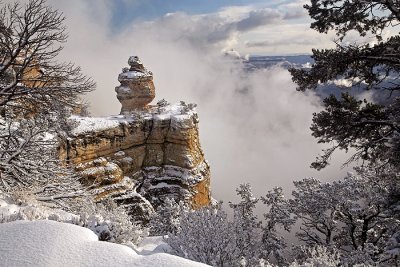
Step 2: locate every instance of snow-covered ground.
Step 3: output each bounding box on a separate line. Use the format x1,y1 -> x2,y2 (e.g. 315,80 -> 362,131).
0,198 -> 209,266
0,220 -> 209,267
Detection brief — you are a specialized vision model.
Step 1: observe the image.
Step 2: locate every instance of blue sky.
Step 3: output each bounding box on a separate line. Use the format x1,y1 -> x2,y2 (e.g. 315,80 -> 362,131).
110,0 -> 293,27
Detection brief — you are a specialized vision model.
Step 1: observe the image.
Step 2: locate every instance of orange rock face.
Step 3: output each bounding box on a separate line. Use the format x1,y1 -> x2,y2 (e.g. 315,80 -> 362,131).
59,102 -> 211,216
58,57 -> 211,222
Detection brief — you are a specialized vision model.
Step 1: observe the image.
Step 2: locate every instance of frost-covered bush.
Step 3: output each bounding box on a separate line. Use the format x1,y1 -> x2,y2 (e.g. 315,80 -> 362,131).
281,167 -> 400,265
0,196 -> 148,246
382,231 -> 400,266
6,189 -> 38,207
288,246 -> 341,267
166,184 -> 292,266
0,205 -> 49,223
167,203 -> 239,267
342,244 -> 379,266
148,198 -> 188,236
5,184 -> 94,215
0,195 -> 77,223
75,199 -> 148,246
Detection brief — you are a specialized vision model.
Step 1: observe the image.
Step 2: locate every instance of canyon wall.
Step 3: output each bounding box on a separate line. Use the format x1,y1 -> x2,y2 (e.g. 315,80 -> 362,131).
59,102 -> 211,223
58,56 -> 211,223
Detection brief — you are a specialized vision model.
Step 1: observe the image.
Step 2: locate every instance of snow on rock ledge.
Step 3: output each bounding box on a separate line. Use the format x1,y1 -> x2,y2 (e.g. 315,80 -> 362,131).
58,102 -> 211,222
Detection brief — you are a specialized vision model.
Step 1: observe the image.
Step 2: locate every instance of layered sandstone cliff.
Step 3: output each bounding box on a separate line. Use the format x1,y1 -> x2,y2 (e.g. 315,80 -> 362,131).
58,57 -> 211,223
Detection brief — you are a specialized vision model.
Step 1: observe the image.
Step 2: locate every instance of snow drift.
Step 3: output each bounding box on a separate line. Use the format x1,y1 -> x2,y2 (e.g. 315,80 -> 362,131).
0,220 -> 209,267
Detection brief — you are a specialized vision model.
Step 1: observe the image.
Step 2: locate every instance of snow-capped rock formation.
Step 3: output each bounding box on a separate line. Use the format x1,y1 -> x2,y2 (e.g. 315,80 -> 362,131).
115,56 -> 155,113
58,57 -> 211,223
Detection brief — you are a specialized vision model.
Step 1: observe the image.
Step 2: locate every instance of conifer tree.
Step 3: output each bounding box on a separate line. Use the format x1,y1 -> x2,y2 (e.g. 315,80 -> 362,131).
289,0 -> 400,169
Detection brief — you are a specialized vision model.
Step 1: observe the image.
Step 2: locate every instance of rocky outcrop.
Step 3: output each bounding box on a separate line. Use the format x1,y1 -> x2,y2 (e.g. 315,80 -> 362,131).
59,56 -> 211,223
59,102 -> 211,222
115,56 -> 155,113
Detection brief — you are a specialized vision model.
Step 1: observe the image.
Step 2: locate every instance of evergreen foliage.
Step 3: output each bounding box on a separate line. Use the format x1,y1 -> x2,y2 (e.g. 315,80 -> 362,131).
289,0 -> 400,169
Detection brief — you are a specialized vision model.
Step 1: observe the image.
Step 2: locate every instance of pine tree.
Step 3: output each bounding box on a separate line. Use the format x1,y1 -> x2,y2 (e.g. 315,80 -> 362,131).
261,187 -> 295,265
229,184 -> 263,266
289,0 -> 400,170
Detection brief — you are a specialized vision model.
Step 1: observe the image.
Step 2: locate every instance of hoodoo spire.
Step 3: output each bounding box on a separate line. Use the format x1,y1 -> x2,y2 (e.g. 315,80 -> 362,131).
115,56 -> 156,113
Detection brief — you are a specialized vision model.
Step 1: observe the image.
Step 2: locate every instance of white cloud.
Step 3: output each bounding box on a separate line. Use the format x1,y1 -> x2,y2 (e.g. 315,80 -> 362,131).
238,23 -> 336,55
217,5 -> 254,20
118,4 -> 327,54
236,8 -> 282,31
137,8 -> 284,51
279,0 -> 309,19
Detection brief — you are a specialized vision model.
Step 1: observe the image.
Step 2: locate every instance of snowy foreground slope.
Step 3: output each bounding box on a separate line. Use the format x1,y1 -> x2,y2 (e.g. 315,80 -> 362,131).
0,220 -> 209,267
